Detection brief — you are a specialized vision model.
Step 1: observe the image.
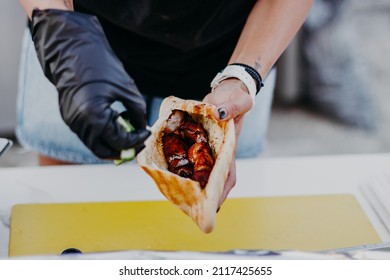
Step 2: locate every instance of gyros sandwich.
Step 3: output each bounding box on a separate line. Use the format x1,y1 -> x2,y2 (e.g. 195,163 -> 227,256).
137,96 -> 235,233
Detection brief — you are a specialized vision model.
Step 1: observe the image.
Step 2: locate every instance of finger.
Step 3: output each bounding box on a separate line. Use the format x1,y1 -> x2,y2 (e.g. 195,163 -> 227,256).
90,139 -> 121,159
214,95 -> 253,121
102,116 -> 151,151
119,94 -> 148,130
94,137 -> 146,160
218,160 -> 237,208
135,143 -> 146,154
218,174 -> 236,208
123,129 -> 151,150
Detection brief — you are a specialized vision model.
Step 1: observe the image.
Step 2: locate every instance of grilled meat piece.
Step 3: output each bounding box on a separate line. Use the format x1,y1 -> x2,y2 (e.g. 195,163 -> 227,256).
162,133 -> 193,178
162,109 -> 214,188
188,142 -> 214,189
164,110 -> 186,134
179,121 -> 208,144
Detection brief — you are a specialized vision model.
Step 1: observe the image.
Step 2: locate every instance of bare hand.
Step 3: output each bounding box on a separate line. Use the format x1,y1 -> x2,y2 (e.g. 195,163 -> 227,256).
203,78 -> 253,208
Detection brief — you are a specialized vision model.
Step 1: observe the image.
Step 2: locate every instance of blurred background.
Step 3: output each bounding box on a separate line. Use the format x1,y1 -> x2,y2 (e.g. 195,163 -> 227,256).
1,0 -> 390,167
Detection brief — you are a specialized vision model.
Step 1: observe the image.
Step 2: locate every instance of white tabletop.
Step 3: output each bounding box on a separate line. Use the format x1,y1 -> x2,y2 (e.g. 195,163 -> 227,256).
1,153 -> 390,258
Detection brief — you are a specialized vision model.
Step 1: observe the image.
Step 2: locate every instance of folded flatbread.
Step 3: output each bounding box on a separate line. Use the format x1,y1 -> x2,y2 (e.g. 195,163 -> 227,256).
137,96 -> 235,233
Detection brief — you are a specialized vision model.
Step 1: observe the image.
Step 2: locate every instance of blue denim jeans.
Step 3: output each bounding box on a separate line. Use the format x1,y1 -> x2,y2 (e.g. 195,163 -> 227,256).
16,29 -> 276,163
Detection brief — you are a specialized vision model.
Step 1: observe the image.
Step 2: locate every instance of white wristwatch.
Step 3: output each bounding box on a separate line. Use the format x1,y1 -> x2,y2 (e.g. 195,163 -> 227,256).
210,65 -> 257,106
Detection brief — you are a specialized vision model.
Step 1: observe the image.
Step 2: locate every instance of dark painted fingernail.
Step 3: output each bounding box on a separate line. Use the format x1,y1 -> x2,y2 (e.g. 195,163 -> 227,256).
216,206 -> 221,213
61,248 -> 83,255
218,108 -> 227,119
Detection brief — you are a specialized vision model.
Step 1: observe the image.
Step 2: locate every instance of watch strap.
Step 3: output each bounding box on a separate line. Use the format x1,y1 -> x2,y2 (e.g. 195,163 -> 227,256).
210,65 -> 257,105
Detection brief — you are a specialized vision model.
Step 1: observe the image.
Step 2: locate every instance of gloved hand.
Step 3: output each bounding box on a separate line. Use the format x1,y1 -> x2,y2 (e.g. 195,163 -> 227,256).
31,9 -> 150,159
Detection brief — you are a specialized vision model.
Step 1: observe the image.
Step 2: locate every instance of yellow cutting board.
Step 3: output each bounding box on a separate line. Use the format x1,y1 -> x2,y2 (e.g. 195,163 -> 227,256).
9,195 -> 381,257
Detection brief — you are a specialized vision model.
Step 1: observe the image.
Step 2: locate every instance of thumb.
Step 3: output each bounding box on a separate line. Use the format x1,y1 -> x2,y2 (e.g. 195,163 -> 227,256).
214,98 -> 252,121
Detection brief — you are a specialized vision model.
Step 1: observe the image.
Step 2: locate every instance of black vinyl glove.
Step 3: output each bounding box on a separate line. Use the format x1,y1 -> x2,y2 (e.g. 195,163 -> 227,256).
31,9 -> 151,159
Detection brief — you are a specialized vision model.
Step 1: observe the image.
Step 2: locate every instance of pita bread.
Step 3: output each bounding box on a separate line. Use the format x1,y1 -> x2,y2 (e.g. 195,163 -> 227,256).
137,96 -> 235,233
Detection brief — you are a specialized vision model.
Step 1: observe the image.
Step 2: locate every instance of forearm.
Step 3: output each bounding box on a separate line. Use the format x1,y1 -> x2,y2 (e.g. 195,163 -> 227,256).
229,0 -> 313,79
20,0 -> 73,18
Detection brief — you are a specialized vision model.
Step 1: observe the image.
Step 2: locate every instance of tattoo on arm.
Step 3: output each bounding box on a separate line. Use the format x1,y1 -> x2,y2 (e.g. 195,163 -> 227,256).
254,57 -> 262,71
63,0 -> 72,9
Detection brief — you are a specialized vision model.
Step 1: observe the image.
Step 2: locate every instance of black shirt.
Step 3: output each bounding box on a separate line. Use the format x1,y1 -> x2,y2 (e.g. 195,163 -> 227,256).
74,0 -> 257,100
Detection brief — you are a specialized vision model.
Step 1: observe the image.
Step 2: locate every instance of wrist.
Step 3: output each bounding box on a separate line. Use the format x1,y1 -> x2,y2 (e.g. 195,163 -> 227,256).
217,78 -> 249,94
229,63 -> 264,92
210,64 -> 263,107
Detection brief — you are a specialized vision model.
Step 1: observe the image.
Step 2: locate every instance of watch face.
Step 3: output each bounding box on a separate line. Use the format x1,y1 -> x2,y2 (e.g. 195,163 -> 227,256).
0,138 -> 13,158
